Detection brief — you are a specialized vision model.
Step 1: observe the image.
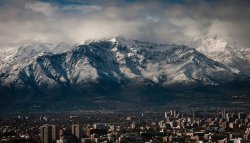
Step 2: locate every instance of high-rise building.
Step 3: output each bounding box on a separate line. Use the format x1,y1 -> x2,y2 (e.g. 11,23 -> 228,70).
59,129 -> 64,140
40,124 -> 57,143
164,112 -> 168,118
72,124 -> 83,139
131,122 -> 136,129
238,112 -> 246,119
222,109 -> 226,119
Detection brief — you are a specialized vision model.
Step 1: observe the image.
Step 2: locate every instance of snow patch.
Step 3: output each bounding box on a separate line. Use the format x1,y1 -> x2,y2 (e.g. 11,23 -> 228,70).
109,38 -> 117,43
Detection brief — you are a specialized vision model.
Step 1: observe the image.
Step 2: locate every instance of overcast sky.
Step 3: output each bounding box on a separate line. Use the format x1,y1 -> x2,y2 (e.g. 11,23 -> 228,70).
0,0 -> 249,49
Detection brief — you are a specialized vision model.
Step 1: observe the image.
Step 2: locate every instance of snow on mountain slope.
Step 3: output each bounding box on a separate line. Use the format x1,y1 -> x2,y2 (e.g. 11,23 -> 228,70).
0,37 -> 247,89
188,37 -> 250,76
112,37 -> 242,84
53,42 -> 74,53
0,42 -> 74,70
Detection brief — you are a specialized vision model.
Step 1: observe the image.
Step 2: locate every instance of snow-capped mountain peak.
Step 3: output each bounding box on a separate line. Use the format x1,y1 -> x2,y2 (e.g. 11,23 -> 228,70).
190,37 -> 250,76
109,37 -> 117,43
0,37 -> 249,89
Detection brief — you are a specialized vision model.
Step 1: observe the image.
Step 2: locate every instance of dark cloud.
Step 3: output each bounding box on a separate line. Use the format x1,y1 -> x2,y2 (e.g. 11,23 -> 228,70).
0,0 -> 249,49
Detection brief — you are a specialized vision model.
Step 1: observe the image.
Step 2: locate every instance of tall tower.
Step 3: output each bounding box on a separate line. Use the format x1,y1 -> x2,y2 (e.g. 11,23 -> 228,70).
164,112 -> 168,119
173,111 -> 176,118
40,124 -> 57,143
72,124 -> 83,139
222,108 -> 226,119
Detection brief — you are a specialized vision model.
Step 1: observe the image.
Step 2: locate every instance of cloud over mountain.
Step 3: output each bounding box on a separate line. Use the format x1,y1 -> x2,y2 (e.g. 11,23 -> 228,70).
0,0 -> 249,49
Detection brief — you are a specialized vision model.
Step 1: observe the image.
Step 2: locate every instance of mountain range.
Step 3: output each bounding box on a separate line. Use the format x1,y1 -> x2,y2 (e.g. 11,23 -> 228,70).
0,37 -> 249,111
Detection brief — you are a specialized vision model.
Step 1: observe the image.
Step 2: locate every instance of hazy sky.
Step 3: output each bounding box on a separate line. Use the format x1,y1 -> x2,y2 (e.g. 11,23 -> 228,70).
0,0 -> 249,48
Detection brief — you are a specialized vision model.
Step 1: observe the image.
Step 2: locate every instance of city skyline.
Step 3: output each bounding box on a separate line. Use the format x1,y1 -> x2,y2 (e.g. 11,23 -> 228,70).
1,1 -> 250,142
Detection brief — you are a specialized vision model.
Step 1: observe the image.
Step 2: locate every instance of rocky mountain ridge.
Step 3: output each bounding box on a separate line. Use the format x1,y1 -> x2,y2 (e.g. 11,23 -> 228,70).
0,37 -> 249,89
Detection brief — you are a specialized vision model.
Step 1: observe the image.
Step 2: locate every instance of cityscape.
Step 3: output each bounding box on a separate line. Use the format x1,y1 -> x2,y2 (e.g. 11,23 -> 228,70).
1,0 -> 250,143
1,109 -> 250,143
